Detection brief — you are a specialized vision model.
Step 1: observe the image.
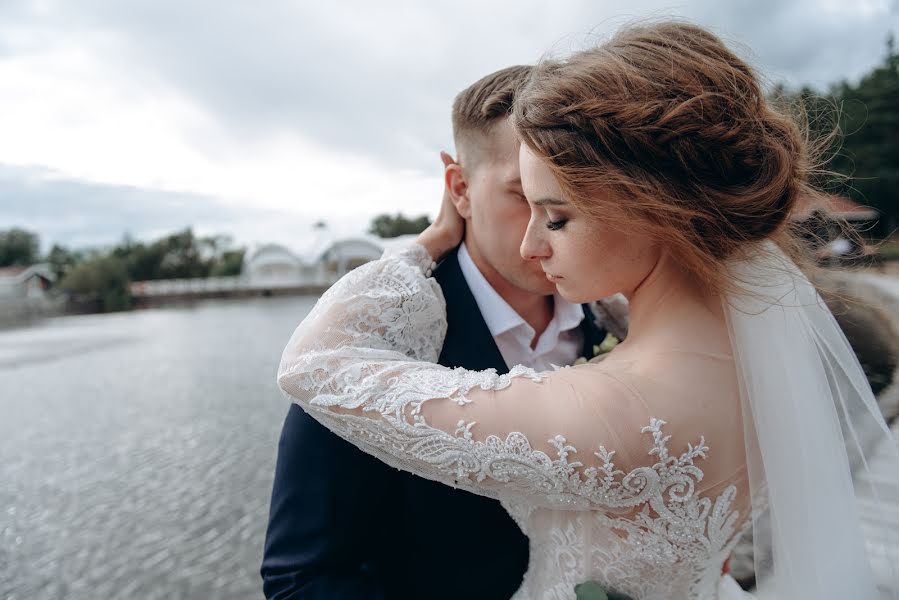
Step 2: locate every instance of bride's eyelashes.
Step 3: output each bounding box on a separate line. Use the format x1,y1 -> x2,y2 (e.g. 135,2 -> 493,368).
545,217 -> 568,231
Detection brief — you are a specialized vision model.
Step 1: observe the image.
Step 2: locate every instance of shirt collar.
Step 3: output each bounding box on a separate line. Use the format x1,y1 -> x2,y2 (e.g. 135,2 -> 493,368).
456,242 -> 584,338
554,294 -> 587,333
457,242 -> 523,336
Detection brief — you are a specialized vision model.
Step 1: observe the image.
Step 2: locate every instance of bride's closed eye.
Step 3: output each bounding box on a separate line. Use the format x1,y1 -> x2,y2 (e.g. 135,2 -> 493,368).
545,216 -> 568,231
527,196 -> 570,230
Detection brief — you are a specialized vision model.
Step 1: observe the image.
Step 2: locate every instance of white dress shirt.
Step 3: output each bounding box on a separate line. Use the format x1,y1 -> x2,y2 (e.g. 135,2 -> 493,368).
456,242 -> 585,372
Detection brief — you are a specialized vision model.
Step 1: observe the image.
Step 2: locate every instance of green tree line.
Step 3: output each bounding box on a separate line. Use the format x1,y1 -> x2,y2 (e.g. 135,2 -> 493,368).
367,213 -> 431,238
0,213 -> 430,313
0,227 -> 245,312
831,36 -> 899,234
778,35 -> 899,235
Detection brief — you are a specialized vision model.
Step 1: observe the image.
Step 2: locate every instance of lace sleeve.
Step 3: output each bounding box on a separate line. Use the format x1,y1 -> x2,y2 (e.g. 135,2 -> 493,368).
277,244 -> 715,509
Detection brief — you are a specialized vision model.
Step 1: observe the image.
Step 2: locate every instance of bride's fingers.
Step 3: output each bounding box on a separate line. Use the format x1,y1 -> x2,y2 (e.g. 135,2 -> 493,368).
437,185 -> 464,226
438,150 -> 463,221
426,150 -> 464,252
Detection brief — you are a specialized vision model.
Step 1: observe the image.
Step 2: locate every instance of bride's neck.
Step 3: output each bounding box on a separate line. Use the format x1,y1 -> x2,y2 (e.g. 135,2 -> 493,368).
622,252 -> 724,347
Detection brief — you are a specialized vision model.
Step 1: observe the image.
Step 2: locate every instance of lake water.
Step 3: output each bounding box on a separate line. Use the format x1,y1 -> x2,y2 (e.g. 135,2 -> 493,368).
0,297 -> 317,599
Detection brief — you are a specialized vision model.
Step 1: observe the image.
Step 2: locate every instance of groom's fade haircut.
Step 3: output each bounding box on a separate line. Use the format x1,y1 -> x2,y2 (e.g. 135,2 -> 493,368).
451,65 -> 532,168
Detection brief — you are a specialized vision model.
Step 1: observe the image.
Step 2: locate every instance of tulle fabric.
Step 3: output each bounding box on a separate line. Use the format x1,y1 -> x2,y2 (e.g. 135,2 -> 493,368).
725,242 -> 899,599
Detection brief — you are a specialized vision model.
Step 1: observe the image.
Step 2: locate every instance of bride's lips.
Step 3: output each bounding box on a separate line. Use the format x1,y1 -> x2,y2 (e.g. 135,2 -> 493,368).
545,273 -> 563,282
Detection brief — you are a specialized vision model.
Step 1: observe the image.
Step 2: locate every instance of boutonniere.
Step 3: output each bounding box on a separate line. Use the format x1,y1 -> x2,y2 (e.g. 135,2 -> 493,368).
574,580 -> 632,600
574,333 -> 621,365
595,332 -> 620,356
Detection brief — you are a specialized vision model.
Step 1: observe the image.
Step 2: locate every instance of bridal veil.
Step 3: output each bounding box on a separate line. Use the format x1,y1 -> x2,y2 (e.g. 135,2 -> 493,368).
726,242 -> 899,598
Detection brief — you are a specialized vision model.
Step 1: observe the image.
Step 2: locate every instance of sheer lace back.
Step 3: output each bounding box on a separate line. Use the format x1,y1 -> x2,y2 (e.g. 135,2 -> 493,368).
499,357 -> 751,599
278,245 -> 752,599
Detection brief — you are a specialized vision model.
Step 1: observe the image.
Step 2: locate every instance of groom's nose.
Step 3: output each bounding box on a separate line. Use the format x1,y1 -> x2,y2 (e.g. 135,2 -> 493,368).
520,218 -> 551,261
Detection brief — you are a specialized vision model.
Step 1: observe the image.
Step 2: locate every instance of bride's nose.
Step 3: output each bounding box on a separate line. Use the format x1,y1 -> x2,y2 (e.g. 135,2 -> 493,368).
520,217 -> 551,261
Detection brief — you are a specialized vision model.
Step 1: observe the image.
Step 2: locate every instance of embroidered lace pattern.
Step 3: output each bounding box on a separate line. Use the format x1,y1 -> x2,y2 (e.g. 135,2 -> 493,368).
277,244 -> 750,599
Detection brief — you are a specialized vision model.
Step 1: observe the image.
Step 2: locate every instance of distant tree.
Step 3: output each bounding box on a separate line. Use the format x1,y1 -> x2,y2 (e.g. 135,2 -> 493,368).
313,220 -> 328,230
33,227 -> 252,313
59,255 -> 131,312
0,227 -> 40,267
368,213 -> 431,238
45,243 -> 80,281
209,248 -> 246,276
109,228 -> 207,281
198,234 -> 234,260
126,242 -> 166,281
828,35 -> 899,235
155,228 -> 207,279
770,36 -> 899,238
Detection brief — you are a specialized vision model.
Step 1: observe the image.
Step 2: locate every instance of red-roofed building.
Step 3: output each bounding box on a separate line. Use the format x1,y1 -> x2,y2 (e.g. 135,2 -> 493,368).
793,195 -> 879,264
0,264 -> 55,298
793,194 -> 879,223
0,263 -> 57,326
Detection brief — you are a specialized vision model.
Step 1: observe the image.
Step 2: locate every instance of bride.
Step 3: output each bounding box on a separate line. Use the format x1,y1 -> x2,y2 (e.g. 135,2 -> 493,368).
278,22 -> 899,599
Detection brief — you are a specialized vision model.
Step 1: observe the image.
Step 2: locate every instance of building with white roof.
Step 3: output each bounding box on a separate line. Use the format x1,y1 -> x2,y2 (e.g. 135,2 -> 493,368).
0,263 -> 58,326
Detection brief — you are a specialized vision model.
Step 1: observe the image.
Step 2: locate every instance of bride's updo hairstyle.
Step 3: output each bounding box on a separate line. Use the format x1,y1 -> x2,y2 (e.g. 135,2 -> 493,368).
512,21 -> 822,295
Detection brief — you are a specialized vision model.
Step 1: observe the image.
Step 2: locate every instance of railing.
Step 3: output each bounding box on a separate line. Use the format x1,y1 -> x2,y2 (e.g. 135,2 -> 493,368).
130,274 -> 339,297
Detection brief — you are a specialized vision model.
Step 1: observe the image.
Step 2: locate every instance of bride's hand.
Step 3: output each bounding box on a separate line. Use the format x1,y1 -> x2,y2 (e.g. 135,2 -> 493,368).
416,151 -> 465,263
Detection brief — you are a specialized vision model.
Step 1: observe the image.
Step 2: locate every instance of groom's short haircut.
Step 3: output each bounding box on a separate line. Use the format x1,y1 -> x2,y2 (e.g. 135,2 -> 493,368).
452,65 -> 532,167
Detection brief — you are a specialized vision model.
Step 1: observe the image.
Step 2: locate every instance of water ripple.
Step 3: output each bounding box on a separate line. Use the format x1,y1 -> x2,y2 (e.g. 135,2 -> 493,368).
1,297 -> 317,599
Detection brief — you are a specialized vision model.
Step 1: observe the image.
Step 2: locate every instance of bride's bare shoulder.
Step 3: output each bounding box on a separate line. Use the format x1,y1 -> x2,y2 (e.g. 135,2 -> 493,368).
560,342 -> 742,419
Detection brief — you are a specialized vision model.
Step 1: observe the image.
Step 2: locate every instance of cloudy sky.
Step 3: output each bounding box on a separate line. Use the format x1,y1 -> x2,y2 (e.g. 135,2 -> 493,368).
1,0 -> 897,252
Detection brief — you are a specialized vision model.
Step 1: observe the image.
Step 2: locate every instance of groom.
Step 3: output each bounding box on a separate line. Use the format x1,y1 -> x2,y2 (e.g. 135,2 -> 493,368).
261,65 -> 611,600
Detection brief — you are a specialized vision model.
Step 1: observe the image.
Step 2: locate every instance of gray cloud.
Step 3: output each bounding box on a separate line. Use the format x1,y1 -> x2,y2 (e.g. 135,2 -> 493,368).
0,164 -> 317,251
4,1 -> 894,171
700,0 -> 898,89
1,1 -> 896,249
33,1 -> 468,171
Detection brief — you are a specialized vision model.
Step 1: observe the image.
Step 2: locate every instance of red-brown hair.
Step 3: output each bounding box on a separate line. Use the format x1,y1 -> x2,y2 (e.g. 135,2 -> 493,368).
512,21 -> 826,295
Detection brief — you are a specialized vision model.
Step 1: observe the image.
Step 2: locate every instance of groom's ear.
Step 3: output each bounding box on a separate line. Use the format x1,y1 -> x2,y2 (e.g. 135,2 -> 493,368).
445,163 -> 472,219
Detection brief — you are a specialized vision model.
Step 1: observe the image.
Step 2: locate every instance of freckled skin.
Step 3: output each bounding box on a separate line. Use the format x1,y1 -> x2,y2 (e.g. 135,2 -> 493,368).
518,145 -> 661,304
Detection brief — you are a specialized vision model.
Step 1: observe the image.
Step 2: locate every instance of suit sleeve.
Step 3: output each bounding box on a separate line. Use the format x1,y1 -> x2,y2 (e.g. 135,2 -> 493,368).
261,403 -> 391,600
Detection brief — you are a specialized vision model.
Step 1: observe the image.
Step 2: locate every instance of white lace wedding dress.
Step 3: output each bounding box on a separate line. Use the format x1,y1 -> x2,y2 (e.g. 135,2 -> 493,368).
278,244 -> 758,599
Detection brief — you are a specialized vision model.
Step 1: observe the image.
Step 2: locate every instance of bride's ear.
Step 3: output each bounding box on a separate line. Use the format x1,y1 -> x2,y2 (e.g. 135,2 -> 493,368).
445,163 -> 471,219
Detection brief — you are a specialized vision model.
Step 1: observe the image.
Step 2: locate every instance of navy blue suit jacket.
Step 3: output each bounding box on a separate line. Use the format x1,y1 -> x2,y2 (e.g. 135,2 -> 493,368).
261,249 -> 607,599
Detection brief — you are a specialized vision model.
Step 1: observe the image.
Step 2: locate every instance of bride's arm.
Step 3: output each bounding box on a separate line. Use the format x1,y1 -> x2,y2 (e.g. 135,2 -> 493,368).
277,243 -> 676,507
